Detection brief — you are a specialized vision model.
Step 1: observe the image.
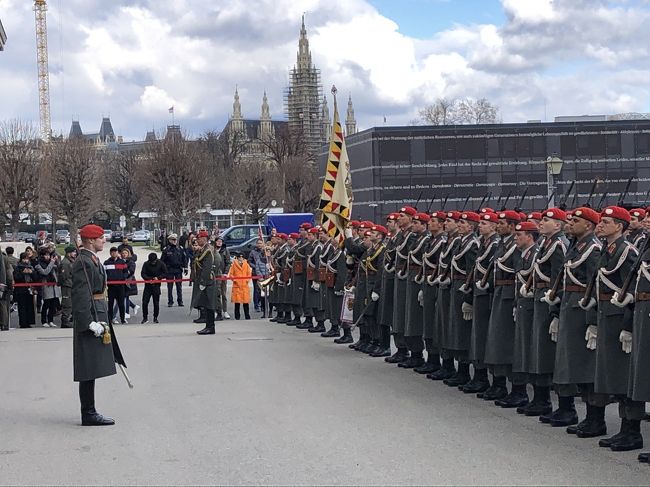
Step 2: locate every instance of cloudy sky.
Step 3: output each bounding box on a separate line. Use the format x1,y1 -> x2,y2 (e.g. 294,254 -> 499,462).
1,0 -> 650,140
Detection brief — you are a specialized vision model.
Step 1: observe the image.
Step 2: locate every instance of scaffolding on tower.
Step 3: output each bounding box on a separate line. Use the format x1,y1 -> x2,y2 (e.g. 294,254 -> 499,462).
34,0 -> 52,141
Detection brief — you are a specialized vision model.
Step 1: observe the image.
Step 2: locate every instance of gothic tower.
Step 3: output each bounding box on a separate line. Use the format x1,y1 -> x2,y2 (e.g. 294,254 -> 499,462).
321,95 -> 331,142
231,87 -> 244,134
345,94 -> 357,136
284,16 -> 323,156
259,90 -> 273,140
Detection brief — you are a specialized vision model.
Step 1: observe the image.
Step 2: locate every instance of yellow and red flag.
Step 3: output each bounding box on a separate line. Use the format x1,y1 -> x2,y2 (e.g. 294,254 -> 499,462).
319,91 -> 353,247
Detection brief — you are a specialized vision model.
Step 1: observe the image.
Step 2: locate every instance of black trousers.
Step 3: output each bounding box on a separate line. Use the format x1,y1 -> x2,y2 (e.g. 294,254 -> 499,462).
17,293 -> 35,327
142,286 -> 160,319
107,285 -> 126,323
79,379 -> 96,415
167,272 -> 183,304
41,298 -> 58,324
253,284 -> 262,309
234,303 -> 251,320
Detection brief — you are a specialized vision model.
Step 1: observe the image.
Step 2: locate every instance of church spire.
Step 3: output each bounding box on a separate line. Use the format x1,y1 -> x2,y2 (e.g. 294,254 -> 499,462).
321,95 -> 331,142
260,90 -> 273,139
297,14 -> 312,71
345,94 -> 357,136
231,87 -> 244,133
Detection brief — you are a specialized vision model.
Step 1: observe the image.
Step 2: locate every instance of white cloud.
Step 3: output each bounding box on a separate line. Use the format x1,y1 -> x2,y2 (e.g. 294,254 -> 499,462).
1,0 -> 650,140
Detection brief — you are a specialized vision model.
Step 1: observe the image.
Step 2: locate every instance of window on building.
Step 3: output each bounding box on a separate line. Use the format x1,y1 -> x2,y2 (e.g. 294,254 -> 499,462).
532,136 -> 546,158
456,138 -> 485,160
500,137 -> 516,158
635,133 -> 650,156
606,134 -> 621,156
560,135 -> 576,158
441,139 -> 456,161
516,137 -> 531,159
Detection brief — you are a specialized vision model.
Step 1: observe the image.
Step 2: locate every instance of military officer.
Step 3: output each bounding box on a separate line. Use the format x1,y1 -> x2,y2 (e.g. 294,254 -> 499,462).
192,230 -> 219,335
479,210 -> 521,399
414,211 -> 447,374
442,211 -> 479,387
463,211 -> 500,394
374,213 -> 400,357
346,226 -> 373,351
324,234 -> 349,341
282,233 -> 305,327
72,224 -> 125,426
627,208 -> 646,248
269,234 -> 290,323
428,211 -> 462,381
387,206 -> 417,364
315,228 -> 333,334
0,245 -> 13,331
581,206 -> 640,449
399,213 -> 431,368
344,221 -> 369,349
289,224 -> 312,327
363,225 -> 387,354
59,245 -> 77,328
303,228 -> 325,333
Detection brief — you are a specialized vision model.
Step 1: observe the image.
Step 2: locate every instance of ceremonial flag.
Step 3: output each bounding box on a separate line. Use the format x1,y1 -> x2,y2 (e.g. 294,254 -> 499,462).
319,89 -> 353,247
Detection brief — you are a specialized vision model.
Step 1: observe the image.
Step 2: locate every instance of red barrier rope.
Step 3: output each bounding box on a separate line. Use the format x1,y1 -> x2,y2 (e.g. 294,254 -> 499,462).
12,275 -> 267,288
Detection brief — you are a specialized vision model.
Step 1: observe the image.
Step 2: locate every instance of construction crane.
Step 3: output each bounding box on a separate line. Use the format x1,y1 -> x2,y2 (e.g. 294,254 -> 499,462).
34,0 -> 51,141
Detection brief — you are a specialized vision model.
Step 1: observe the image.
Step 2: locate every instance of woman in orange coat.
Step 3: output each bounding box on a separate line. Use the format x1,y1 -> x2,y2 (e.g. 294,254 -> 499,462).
228,252 -> 252,320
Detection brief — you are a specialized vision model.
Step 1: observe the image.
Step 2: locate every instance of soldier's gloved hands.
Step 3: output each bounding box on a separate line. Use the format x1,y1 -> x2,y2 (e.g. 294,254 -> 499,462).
344,228 -> 353,239
611,291 -> 633,308
458,283 -> 470,294
276,273 -> 282,281
345,286 -> 355,294
371,292 -> 380,302
579,297 -> 596,311
199,285 -> 206,291
519,284 -> 534,298
475,280 -> 489,291
426,274 -> 436,285
619,330 -> 632,354
438,277 -> 451,289
311,282 -> 320,291
88,321 -> 105,337
513,307 -> 517,321
346,256 -> 355,265
541,289 -> 560,306
417,290 -> 424,306
183,268 -> 188,276
286,279 -> 292,286
585,325 -> 598,350
334,290 -> 345,296
461,302 -> 473,321
549,317 -> 559,342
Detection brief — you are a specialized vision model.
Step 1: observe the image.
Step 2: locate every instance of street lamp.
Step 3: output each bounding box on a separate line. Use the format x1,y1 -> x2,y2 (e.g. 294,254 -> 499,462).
546,155 -> 564,208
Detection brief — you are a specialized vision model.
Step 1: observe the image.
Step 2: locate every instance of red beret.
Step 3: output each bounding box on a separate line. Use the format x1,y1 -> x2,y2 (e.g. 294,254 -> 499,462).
414,212 -> 431,223
278,233 -> 288,240
572,207 -> 600,225
79,224 -> 104,239
299,222 -> 312,230
399,206 -> 417,216
372,224 -> 388,235
480,207 -> 494,214
461,212 -> 480,223
350,221 -> 361,228
519,212 -> 528,221
481,212 -> 498,222
498,210 -> 522,222
645,206 -> 650,215
360,221 -> 374,229
196,230 -> 210,238
527,212 -> 543,221
307,228 -> 319,234
544,208 -> 567,222
386,213 -> 399,221
431,211 -> 447,220
516,221 -> 539,232
446,211 -> 462,221
289,232 -> 300,239
630,208 -> 646,219
601,206 -> 630,223
364,230 -> 373,237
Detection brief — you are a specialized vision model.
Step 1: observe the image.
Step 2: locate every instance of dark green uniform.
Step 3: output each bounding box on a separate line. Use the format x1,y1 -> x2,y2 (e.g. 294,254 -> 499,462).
304,241 -> 324,325
392,230 -> 417,353
403,230 -> 431,365
378,231 -> 398,327
324,245 -> 347,338
363,241 -> 385,349
59,255 -> 74,327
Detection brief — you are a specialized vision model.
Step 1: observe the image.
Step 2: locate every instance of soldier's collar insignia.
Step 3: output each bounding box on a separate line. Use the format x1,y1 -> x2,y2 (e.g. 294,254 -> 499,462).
608,242 -> 617,255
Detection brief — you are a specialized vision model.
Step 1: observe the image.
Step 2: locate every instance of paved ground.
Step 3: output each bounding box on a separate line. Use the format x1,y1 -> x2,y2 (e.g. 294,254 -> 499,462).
1,289 -> 650,486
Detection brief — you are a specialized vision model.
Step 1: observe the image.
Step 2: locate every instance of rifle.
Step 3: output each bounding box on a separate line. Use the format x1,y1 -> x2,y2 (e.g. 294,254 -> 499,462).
413,190 -> 423,210
441,194 -> 449,211
614,235 -> 650,303
484,191 -> 492,209
643,187 -> 650,207
595,191 -> 609,211
500,189 -> 513,211
460,195 -> 471,212
618,177 -> 633,206
426,195 -> 437,214
571,182 -> 579,208
514,187 -> 528,212
544,189 -> 556,210
584,180 -> 597,208
475,192 -> 489,213
546,266 -> 566,302
558,180 -> 575,210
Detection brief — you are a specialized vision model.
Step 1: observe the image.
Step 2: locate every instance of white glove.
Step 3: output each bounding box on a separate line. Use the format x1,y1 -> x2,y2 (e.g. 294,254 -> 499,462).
611,291 -> 634,308
371,291 -> 379,302
549,317 -> 559,342
461,302 -> 473,321
513,307 -> 517,321
458,283 -> 470,294
276,272 -> 282,281
286,278 -> 292,286
199,285 -> 206,291
426,274 -> 436,285
344,228 -> 353,239
519,283 -> 534,298
619,330 -> 632,354
345,285 -> 356,294
585,325 -> 597,350
334,290 -> 345,296
311,282 -> 320,291
88,321 -> 105,337
417,290 -> 424,306
541,289 -> 560,306
579,297 -> 596,311
438,277 -> 451,289
346,256 -> 355,265
475,280 -> 489,291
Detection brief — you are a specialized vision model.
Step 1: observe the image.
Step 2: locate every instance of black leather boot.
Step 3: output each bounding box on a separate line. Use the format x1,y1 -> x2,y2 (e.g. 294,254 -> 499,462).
308,321 -> 326,333
334,327 -> 354,344
599,419 -> 629,447
519,386 -> 552,416
349,336 -> 363,349
547,396 -> 578,427
385,348 -> 409,364
576,405 -> 607,438
321,324 -> 340,337
365,341 -> 382,355
568,403 -> 591,435
358,339 -> 376,353
370,345 -> 392,357
480,376 -> 508,400
277,312 -> 290,324
80,381 -> 115,426
415,353 -> 440,374
296,319 -> 312,329
443,362 -> 470,387
610,420 -> 644,452
495,384 -> 529,408
398,352 -> 425,369
638,452 -> 650,463
428,358 -> 455,380
193,308 -> 206,324
197,326 -> 215,335
461,368 -> 490,394
286,315 -> 302,326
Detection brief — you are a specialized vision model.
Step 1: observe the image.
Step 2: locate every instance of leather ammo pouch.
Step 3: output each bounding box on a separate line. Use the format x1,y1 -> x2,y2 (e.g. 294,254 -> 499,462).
281,269 -> 290,282
307,266 -> 316,281
293,259 -> 304,275
318,267 -> 327,282
326,271 -> 335,288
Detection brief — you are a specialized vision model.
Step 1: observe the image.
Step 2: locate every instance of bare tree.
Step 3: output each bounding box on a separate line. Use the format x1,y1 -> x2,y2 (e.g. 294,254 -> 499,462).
285,156 -> 320,212
42,138 -> 100,240
239,159 -> 280,222
419,98 -> 459,125
102,150 -> 143,227
456,97 -> 499,124
0,120 -> 42,238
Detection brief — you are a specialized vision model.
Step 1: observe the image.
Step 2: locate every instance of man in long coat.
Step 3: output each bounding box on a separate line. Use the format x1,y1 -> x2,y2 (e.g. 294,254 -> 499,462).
374,214 -> 399,357
192,230 -> 219,335
362,226 -> 387,354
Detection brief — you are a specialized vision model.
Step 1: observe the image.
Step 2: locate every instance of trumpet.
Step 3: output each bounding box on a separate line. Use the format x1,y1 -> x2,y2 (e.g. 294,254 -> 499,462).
258,275 -> 276,288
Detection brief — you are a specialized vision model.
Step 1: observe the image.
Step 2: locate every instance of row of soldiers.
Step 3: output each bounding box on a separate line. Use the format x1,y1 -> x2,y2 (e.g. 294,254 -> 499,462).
266,204 -> 650,462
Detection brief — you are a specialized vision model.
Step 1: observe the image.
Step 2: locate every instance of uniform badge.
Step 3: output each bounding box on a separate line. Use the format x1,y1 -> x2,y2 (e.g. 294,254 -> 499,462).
577,242 -> 585,252
608,242 -> 617,255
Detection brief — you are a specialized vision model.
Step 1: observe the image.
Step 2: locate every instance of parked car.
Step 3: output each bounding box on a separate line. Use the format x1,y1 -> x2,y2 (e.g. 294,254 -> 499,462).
55,230 -> 70,244
24,233 -> 37,244
225,236 -> 260,260
103,229 -> 112,241
110,230 -> 124,243
132,230 -> 151,243
219,225 -> 268,248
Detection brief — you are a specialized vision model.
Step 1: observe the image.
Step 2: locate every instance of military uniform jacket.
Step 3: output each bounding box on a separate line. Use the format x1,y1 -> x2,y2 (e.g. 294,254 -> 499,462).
435,232 -> 461,350
469,233 -> 499,364
594,235 -> 637,396
59,256 -> 74,288
627,228 -> 646,249
292,239 -> 310,304
512,243 -> 538,374
363,242 -> 385,317
405,230 -> 431,337
190,244 -> 218,310
629,244 -> 650,401
72,249 -> 118,382
305,241 -> 323,309
325,245 -> 348,325
422,232 -> 446,342
553,233 -> 601,385
447,232 -> 479,352
345,237 -> 367,322
378,230 -> 399,326
530,231 -> 568,375
317,241 -> 333,312
393,229 -> 417,334
269,243 -> 288,304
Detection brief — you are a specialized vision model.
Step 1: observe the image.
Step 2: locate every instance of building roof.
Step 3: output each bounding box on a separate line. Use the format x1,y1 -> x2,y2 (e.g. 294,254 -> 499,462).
225,118 -> 288,140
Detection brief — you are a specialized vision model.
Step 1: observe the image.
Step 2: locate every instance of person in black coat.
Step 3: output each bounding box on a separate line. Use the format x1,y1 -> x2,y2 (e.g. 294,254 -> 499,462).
161,233 -> 188,307
140,253 -> 167,324
104,247 -> 128,324
13,253 -> 36,328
